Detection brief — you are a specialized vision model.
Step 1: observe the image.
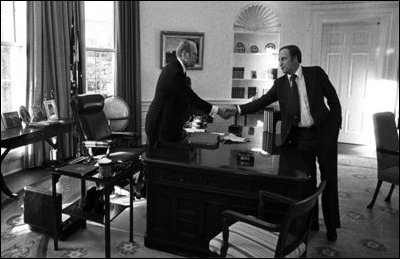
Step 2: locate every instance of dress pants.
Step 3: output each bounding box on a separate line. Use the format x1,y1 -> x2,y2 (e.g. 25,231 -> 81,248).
288,125 -> 341,230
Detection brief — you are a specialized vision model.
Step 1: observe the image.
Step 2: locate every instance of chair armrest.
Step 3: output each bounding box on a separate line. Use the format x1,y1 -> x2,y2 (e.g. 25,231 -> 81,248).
259,190 -> 297,204
377,147 -> 399,156
82,140 -> 112,148
258,190 -> 296,219
111,131 -> 140,139
222,210 -> 279,232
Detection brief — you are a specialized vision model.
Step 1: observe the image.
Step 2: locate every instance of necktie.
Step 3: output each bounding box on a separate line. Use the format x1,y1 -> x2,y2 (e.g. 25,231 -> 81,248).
289,74 -> 300,126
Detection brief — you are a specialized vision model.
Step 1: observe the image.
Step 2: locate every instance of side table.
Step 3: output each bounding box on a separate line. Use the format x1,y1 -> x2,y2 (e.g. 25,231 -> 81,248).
52,159 -> 139,258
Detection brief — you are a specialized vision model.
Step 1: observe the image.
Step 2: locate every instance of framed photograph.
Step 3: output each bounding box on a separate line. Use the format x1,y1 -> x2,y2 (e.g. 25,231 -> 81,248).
160,31 -> 204,70
2,111 -> 22,129
43,99 -> 58,120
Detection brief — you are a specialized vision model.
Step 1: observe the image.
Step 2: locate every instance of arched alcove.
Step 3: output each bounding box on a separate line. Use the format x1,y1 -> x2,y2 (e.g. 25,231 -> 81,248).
231,3 -> 281,103
234,3 -> 281,32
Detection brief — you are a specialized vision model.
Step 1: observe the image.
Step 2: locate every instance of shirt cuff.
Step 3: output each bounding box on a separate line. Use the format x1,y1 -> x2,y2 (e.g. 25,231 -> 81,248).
236,105 -> 242,115
209,105 -> 219,117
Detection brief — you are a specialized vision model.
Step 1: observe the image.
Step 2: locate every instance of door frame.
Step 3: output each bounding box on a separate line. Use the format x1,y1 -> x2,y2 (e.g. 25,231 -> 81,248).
308,2 -> 399,116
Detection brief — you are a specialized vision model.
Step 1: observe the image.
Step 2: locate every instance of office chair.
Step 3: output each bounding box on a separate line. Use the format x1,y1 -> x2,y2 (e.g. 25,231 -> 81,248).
70,94 -> 145,197
367,112 -> 399,209
209,181 -> 326,258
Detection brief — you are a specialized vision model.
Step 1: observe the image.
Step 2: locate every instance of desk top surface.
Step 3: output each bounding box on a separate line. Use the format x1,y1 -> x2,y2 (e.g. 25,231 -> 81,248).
143,125 -> 309,180
1,119 -> 73,148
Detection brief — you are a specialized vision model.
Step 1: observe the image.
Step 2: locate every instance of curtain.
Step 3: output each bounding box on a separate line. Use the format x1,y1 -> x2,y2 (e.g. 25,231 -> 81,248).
26,1 -> 84,167
116,1 -> 142,144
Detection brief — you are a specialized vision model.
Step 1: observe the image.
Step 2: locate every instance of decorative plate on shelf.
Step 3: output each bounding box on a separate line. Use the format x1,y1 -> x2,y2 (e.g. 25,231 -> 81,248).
250,45 -> 259,53
235,42 -> 246,53
265,43 -> 276,50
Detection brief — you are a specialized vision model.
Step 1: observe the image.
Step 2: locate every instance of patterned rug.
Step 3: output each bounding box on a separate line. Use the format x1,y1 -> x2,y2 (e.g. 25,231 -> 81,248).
1,154 -> 398,258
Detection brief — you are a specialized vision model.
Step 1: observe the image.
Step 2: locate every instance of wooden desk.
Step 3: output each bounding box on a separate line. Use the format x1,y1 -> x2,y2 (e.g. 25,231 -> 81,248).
142,126 -> 310,256
1,120 -> 73,198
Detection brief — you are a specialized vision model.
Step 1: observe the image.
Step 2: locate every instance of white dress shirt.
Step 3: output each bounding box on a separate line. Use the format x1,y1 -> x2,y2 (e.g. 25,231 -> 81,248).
288,66 -> 314,127
237,66 -> 314,127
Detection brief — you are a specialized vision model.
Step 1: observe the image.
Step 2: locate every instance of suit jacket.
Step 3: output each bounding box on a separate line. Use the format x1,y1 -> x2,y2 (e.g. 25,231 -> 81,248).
240,66 -> 342,145
145,59 -> 212,146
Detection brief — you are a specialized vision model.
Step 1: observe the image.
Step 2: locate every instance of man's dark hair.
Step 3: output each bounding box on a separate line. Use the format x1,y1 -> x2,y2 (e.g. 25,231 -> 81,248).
279,45 -> 302,63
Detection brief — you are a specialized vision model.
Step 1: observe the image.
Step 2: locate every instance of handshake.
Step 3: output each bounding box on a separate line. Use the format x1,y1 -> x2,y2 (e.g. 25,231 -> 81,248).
217,105 -> 238,120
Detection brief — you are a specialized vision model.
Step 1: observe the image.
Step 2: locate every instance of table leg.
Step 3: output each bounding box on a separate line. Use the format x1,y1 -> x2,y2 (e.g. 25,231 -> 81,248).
104,186 -> 111,258
52,174 -> 61,250
129,174 -> 134,242
1,148 -> 18,198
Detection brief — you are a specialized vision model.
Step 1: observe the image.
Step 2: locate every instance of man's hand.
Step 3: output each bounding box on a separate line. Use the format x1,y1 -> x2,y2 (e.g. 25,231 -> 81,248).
217,105 -> 238,120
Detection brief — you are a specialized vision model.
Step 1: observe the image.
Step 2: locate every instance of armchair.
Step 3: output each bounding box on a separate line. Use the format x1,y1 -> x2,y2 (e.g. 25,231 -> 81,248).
209,181 -> 326,258
367,112 -> 399,209
70,94 -> 145,196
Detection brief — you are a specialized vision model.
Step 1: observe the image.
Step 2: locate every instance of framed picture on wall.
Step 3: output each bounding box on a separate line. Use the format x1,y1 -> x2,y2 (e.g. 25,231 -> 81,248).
160,31 -> 204,70
43,99 -> 59,121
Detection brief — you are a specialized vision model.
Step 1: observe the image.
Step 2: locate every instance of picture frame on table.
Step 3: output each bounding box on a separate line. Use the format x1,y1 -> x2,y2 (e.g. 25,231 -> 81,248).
43,99 -> 58,121
160,31 -> 204,70
2,111 -> 22,129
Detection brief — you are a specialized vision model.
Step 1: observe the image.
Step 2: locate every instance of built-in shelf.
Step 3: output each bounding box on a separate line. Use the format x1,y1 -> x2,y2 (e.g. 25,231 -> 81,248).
233,52 -> 278,56
232,32 -> 280,99
233,78 -> 271,81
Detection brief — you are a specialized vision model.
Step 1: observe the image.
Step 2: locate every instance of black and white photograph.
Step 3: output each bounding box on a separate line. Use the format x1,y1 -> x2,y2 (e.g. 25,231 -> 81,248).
0,1 -> 398,259
43,99 -> 58,120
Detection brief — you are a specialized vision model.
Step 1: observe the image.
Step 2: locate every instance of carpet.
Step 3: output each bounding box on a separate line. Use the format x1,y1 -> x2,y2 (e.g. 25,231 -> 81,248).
1,155 -> 398,258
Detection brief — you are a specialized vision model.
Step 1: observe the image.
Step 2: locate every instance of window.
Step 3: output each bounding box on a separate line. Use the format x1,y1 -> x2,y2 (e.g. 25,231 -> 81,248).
84,1 -> 115,96
1,1 -> 27,113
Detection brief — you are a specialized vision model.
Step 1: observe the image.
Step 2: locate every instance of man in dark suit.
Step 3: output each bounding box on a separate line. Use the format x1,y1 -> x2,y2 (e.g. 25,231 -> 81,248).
226,45 -> 342,242
145,40 -> 229,147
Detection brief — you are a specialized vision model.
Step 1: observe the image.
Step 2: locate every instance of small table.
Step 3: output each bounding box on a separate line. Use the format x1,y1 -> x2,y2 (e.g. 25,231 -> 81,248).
1,120 -> 73,198
51,159 -> 140,258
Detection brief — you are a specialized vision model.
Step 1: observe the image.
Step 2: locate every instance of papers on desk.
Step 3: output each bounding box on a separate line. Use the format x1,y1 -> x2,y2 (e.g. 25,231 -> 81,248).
184,127 -> 206,133
223,133 -> 250,143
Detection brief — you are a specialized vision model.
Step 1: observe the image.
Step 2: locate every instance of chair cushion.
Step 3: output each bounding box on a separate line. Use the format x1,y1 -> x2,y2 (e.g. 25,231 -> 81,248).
209,221 -> 306,258
379,166 -> 399,185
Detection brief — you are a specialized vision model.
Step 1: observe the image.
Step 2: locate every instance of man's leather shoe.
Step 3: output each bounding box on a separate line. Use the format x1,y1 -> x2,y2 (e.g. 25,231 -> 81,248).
326,228 -> 337,242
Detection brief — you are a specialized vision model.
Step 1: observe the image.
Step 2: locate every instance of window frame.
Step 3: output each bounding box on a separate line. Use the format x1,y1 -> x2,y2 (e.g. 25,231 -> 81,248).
84,1 -> 117,96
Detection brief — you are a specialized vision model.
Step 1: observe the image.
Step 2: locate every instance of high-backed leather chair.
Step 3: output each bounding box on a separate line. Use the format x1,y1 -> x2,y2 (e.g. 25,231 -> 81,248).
70,94 -> 145,196
367,112 -> 399,209
209,181 -> 326,258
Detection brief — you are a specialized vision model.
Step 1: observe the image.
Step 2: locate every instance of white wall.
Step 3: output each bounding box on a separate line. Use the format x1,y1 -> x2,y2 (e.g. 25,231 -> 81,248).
139,1 -> 399,143
140,1 -> 311,102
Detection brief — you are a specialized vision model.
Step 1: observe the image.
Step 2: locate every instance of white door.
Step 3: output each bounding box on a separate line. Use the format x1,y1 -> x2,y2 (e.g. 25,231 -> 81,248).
321,20 -> 396,145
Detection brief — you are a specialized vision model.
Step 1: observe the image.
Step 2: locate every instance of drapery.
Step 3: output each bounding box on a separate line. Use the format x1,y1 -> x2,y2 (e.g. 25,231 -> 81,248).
116,1 -> 142,144
26,1 -> 84,167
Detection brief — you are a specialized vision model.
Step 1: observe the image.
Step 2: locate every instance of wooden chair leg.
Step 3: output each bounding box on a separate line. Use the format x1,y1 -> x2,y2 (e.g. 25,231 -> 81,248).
384,184 -> 395,202
367,180 -> 382,209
